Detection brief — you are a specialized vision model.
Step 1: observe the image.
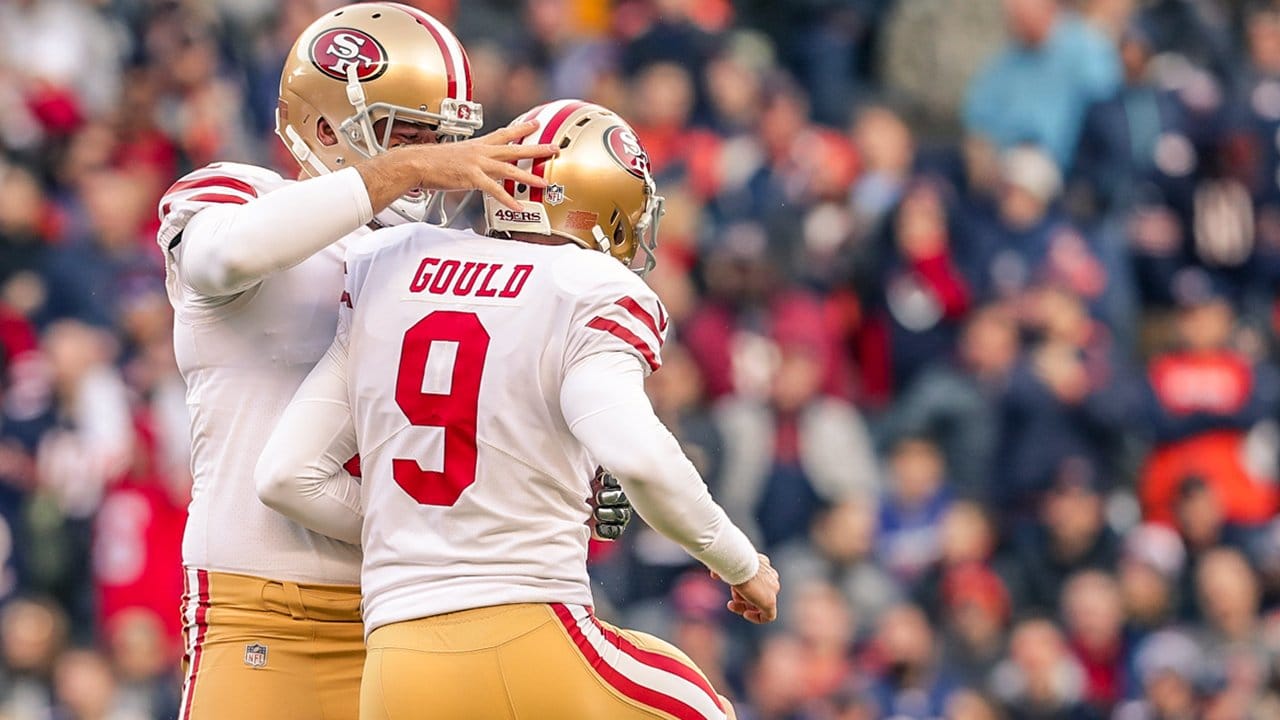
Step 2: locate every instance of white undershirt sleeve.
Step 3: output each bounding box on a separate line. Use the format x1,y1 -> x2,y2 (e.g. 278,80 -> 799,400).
254,335 -> 363,545
561,352 -> 759,585
177,167 -> 374,297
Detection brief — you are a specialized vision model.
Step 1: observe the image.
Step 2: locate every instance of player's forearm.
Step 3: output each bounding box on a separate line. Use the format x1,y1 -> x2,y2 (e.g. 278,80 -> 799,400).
562,353 -> 759,584
179,167 -> 373,296
256,447 -> 364,545
254,340 -> 364,545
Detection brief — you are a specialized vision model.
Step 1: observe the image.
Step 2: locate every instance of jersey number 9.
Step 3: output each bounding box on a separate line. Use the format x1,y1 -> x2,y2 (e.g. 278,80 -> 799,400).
394,311 -> 490,506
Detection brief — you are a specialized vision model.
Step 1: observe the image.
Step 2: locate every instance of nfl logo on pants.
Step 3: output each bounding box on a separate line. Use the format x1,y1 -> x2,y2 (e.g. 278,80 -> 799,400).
244,643 -> 268,669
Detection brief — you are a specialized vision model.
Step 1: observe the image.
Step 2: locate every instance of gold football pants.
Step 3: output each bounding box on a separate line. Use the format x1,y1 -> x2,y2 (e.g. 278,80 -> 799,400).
179,569 -> 364,720
360,603 -> 732,720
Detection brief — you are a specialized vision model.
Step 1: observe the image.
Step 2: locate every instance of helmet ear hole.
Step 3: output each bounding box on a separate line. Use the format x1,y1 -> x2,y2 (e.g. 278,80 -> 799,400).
316,118 -> 339,147
613,224 -> 625,247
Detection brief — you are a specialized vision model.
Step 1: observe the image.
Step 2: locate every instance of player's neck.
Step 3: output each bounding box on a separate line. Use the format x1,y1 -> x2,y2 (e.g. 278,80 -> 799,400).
497,231 -> 579,248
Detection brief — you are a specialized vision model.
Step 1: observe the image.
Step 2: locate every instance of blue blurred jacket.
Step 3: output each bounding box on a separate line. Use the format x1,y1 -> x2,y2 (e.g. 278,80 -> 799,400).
965,13 -> 1121,169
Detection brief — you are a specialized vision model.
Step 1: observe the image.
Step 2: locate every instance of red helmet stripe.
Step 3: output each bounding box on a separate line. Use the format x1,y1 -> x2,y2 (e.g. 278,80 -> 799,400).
529,101 -> 589,202
398,5 -> 465,100
459,45 -> 474,101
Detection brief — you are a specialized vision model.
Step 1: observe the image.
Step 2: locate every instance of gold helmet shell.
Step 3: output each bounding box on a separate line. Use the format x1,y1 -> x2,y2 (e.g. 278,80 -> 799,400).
484,100 -> 664,275
276,3 -> 483,180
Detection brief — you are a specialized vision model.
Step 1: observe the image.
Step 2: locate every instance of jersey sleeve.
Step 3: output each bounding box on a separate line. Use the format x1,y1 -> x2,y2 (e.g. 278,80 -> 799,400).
156,162 -> 285,252
563,264 -> 669,376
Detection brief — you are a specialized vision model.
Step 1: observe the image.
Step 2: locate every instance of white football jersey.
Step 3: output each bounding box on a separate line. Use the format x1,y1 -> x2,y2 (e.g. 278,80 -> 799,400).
340,223 -> 667,633
158,162 -> 364,585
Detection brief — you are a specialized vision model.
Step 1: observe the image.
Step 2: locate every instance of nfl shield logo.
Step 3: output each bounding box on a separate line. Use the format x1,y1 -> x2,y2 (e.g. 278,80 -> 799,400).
546,183 -> 566,206
244,643 -> 268,669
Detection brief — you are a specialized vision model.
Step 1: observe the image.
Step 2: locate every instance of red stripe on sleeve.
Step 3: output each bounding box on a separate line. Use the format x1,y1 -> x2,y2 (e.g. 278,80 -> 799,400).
615,297 -> 663,347
187,193 -> 251,206
165,176 -> 258,198
161,193 -> 251,216
587,317 -> 660,372
551,604 -> 710,720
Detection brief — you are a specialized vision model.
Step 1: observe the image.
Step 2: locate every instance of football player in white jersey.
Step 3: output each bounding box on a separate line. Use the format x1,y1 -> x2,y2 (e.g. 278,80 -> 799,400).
157,6 -> 626,719
255,100 -> 780,720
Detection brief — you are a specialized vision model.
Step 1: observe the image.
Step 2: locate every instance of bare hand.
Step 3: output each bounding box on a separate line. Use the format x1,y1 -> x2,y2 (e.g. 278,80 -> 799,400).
358,120 -> 558,213
715,554 -> 780,624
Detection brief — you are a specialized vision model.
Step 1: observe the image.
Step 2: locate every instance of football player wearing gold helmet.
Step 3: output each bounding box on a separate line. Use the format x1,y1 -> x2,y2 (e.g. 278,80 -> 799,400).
254,100 -> 779,720
157,6 -> 630,719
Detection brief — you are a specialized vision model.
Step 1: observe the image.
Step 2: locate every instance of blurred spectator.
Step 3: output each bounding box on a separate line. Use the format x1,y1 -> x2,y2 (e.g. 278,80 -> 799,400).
884,304 -> 1017,499
33,321 -> 133,633
0,1 -> 124,123
870,180 -> 973,391
936,562 -> 1012,690
51,648 -> 147,720
510,0 -> 615,101
996,285 -> 1129,510
683,224 -> 844,401
713,341 -> 877,548
1193,548 -> 1270,716
1238,5 -> 1280,301
787,582 -> 856,703
735,0 -> 889,127
1113,629 -> 1204,720
772,497 -> 900,640
969,147 -> 1110,309
913,501 -> 1001,618
41,171 -> 159,327
880,0 -> 1006,134
964,0 -> 1122,169
876,435 -> 954,583
0,166 -> 55,293
989,618 -> 1094,720
104,610 -> 179,720
848,105 -> 916,238
1002,466 -> 1120,614
741,634 -> 818,720
0,598 -> 67,719
1061,570 -> 1129,712
1072,21 -> 1200,220
620,0 -> 716,89
865,604 -> 961,718
1118,524 -> 1185,635
1139,269 -> 1280,526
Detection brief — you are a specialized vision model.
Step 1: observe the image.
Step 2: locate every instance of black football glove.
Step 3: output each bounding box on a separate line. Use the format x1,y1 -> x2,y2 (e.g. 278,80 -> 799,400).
589,467 -> 633,541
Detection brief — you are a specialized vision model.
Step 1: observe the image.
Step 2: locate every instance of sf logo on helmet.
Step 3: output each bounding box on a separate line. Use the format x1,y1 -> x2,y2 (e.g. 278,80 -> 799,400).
604,126 -> 650,180
310,28 -> 388,82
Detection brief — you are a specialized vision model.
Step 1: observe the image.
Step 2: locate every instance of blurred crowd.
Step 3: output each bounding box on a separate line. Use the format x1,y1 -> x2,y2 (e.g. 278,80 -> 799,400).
3,0 -> 1280,718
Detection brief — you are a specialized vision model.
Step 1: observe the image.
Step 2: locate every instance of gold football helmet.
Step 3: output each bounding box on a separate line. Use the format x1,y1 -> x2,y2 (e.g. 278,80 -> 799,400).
277,2 -> 483,223
483,100 -> 664,275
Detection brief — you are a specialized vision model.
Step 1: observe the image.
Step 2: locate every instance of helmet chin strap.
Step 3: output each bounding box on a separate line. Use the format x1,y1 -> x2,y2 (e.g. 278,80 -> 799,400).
283,125 -> 332,178
590,226 -> 611,253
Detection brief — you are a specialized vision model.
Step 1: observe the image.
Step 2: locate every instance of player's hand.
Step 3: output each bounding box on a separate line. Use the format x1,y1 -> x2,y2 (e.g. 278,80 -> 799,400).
721,554 -> 779,625
408,121 -> 556,207
359,121 -> 558,213
588,467 -> 632,541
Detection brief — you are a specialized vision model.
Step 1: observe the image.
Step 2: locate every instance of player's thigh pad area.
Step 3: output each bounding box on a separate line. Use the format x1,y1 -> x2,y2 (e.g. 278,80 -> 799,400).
360,603 -> 728,720
180,571 -> 364,720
